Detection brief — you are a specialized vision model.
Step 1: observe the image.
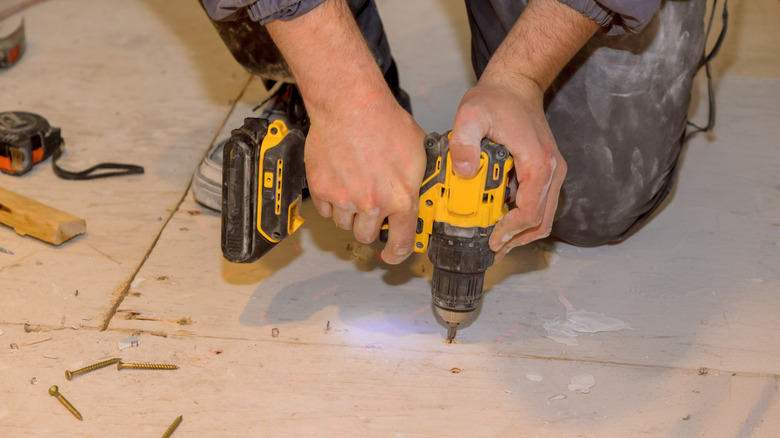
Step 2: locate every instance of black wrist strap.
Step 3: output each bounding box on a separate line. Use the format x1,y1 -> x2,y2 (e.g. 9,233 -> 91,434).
51,141 -> 145,180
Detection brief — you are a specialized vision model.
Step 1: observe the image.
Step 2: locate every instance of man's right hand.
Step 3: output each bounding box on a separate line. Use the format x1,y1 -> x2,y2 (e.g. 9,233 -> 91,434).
267,0 -> 426,264
304,90 -> 426,265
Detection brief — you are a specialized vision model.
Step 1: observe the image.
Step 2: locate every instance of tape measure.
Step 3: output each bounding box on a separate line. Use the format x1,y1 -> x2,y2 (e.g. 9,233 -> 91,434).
0,111 -> 60,175
0,111 -> 144,179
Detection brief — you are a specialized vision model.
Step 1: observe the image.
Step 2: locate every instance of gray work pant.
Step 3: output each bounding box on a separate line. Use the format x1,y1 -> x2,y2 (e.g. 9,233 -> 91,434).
204,0 -> 707,247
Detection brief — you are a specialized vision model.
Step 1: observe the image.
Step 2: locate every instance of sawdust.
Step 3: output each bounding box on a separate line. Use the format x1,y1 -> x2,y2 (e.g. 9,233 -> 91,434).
346,242 -> 374,262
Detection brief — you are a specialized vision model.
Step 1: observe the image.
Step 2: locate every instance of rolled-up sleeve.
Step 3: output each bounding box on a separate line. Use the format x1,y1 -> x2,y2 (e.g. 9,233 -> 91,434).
558,0 -> 662,34
202,0 -> 325,24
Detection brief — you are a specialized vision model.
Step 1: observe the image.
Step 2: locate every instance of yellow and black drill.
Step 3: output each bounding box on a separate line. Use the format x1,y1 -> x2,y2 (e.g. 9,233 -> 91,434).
220,118 -> 513,341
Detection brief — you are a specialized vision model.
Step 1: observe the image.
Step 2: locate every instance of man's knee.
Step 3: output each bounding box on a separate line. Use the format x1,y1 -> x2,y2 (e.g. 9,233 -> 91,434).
551,207 -> 635,247
551,160 -> 678,246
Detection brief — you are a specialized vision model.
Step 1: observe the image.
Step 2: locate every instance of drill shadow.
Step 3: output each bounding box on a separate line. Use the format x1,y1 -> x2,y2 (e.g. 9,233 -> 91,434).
233,208 -> 432,333
237,229 -> 551,337
238,267 -> 442,336
219,229 -> 306,285
232,194 -> 552,334
220,199 -> 341,285
302,206 -> 429,286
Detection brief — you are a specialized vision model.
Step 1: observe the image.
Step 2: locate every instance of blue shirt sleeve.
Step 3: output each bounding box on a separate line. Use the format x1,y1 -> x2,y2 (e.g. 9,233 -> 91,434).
558,0 -> 662,34
203,0 -> 661,34
202,0 -> 325,24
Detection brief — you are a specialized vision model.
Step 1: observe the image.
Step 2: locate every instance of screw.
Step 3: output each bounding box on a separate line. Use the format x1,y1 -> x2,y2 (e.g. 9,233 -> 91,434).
161,415 -> 183,438
65,358 -> 120,380
48,385 -> 83,421
116,360 -> 179,371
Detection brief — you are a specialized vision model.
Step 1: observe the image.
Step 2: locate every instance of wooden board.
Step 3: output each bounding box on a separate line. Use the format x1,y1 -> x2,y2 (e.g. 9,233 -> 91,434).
1,0 -> 779,436
0,186 -> 86,245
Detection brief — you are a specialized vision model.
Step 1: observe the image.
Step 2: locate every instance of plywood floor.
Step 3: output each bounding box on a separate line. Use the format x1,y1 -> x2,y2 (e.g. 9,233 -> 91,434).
1,0 -> 778,436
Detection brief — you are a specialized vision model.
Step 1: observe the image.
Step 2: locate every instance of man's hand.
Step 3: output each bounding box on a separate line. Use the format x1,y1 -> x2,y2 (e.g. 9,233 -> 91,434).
448,0 -> 599,263
450,71 -> 565,263
266,0 -> 426,264
304,95 -> 426,265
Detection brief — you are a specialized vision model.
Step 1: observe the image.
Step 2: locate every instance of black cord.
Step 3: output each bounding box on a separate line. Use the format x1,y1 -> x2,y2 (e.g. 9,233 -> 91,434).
685,0 -> 729,143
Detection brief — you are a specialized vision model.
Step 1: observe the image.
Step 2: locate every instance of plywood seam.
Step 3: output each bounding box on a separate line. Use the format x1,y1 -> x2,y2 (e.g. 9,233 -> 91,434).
95,328 -> 780,379
99,76 -> 254,332
192,75 -> 255,169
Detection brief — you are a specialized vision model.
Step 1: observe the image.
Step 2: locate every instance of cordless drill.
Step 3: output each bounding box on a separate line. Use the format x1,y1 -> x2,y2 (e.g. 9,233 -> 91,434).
220,118 -> 513,341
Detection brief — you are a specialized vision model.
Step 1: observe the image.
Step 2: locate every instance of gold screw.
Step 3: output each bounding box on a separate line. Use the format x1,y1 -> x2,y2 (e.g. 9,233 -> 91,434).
48,385 -> 83,421
161,415 -> 183,438
65,358 -> 121,380
116,360 -> 179,371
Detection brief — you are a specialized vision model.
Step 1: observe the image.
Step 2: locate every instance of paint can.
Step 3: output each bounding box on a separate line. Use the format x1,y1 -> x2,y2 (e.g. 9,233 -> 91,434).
0,18 -> 24,68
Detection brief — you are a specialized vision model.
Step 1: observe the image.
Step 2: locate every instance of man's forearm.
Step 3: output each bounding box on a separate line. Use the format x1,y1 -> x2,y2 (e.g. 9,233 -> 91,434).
263,0 -> 428,265
265,0 -> 393,118
484,0 -> 599,91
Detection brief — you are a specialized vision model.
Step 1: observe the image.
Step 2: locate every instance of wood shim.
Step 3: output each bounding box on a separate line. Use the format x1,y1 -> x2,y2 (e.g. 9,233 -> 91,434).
0,186 -> 86,245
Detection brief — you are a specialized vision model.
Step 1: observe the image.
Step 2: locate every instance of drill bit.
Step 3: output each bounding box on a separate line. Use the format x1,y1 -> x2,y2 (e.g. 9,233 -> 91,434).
446,323 -> 458,343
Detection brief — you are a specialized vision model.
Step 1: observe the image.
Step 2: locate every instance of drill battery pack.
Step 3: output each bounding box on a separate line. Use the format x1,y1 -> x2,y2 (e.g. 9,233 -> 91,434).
221,117 -> 307,263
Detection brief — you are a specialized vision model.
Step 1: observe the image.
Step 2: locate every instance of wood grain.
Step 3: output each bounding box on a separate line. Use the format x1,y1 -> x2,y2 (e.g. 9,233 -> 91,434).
0,0 -> 778,436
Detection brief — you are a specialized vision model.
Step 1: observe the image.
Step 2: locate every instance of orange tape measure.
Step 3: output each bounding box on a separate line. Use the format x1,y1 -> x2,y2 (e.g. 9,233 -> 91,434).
0,111 -> 144,179
0,111 -> 61,176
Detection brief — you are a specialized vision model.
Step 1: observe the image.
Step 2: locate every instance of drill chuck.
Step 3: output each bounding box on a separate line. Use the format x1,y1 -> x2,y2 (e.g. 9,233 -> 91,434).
428,223 -> 495,334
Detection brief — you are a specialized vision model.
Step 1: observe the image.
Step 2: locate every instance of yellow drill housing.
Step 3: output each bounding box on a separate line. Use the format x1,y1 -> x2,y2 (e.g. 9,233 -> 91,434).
414,132 -> 514,252
257,120 -> 305,243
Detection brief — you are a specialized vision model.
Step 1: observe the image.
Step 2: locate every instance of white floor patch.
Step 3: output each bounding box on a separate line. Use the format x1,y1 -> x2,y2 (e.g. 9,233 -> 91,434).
543,292 -> 633,346
568,374 -> 596,394
525,373 -> 544,382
